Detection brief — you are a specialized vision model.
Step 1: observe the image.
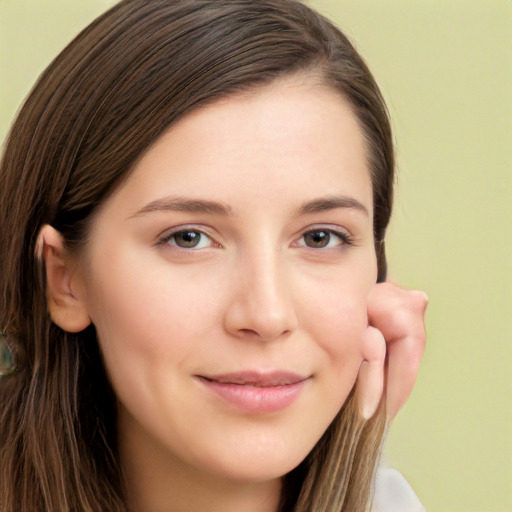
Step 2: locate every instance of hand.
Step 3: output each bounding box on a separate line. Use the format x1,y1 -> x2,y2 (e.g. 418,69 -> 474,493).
367,282 -> 428,420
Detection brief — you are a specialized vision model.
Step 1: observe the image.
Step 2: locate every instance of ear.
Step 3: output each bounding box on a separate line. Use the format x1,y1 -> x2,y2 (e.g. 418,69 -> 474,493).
37,225 -> 91,333
357,326 -> 386,420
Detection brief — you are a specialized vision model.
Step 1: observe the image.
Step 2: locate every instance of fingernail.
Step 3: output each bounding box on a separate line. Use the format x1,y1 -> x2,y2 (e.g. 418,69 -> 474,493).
362,399 -> 379,420
413,290 -> 429,302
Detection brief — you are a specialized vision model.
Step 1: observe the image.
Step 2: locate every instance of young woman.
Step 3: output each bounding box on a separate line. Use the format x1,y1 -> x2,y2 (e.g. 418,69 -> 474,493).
0,1 -> 427,510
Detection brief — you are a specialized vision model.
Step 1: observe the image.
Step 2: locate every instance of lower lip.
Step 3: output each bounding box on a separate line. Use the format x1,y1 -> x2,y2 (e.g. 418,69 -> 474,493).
198,378 -> 308,414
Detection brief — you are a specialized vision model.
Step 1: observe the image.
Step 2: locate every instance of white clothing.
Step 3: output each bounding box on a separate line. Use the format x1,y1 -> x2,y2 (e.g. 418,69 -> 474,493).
371,467 -> 426,512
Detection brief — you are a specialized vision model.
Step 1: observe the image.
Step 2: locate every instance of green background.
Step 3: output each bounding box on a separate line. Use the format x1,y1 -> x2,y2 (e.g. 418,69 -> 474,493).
1,1 -> 511,510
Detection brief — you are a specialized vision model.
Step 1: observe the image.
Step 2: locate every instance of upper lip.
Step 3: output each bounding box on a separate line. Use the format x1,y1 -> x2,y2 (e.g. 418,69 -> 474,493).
198,370 -> 309,387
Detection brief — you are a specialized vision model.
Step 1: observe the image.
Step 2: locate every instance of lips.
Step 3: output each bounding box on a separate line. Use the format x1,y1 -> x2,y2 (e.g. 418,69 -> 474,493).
196,371 -> 310,414
201,371 -> 308,387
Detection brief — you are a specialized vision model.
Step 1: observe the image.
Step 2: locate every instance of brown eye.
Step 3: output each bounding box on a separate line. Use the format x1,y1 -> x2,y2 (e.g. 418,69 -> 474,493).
303,230 -> 331,248
170,230 -> 210,249
300,229 -> 349,249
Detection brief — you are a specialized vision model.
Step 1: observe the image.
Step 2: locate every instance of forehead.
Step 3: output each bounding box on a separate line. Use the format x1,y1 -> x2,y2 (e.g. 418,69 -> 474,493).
102,77 -> 372,220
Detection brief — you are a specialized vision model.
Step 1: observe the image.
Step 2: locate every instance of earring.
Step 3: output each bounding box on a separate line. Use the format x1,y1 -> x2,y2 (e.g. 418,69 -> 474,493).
0,332 -> 17,376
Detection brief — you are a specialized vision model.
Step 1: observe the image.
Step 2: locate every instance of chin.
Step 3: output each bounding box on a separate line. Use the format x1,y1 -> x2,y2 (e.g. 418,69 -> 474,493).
196,434 -> 315,484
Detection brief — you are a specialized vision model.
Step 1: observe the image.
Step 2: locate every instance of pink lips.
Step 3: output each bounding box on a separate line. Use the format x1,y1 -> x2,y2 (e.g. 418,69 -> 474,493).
197,371 -> 309,414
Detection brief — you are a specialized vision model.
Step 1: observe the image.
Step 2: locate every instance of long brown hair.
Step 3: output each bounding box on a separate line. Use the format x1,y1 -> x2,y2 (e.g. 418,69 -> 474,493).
0,1 -> 393,510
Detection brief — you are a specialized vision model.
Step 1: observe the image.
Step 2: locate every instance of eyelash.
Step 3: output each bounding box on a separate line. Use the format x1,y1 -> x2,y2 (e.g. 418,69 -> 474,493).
297,228 -> 355,250
156,226 -> 355,251
157,226 -> 216,250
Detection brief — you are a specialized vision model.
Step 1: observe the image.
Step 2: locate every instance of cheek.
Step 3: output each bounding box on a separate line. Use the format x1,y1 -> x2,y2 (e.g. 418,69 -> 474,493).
293,260 -> 376,404
298,269 -> 373,355
86,246 -> 252,374
83,248 -> 220,375
313,291 -> 366,387
83,257 -> 227,433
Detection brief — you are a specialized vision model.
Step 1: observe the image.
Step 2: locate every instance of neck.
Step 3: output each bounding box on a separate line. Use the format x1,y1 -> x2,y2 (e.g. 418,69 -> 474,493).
118,413 -> 282,512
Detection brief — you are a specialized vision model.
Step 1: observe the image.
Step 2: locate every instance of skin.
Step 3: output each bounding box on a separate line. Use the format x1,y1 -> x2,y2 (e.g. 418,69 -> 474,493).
368,283 -> 427,419
41,76 -> 427,512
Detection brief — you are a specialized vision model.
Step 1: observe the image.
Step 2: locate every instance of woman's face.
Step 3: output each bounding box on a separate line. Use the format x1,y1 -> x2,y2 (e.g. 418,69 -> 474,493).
77,77 -> 377,484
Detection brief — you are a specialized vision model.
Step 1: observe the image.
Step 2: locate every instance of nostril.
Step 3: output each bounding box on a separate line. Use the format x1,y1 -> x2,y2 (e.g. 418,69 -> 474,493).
238,328 -> 259,337
236,326 -> 293,342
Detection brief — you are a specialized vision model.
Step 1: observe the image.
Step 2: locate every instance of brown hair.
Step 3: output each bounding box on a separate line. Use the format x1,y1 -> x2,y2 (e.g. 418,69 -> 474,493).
0,1 -> 393,510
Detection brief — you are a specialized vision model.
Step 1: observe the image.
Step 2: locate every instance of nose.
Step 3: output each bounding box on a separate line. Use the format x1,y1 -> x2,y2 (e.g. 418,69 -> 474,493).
223,248 -> 298,342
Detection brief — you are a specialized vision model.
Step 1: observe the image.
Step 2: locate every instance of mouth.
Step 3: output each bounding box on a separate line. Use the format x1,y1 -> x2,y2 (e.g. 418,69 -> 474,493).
196,371 -> 310,414
199,370 -> 309,387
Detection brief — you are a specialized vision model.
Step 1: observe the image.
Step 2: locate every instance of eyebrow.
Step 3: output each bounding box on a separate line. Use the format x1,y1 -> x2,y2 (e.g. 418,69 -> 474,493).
131,196 -> 233,217
298,195 -> 369,217
131,194 -> 368,218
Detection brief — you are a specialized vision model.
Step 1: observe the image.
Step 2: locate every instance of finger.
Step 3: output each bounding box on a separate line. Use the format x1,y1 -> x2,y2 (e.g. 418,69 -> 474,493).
367,282 -> 428,419
368,282 -> 428,341
357,326 -> 386,419
385,323 -> 426,419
